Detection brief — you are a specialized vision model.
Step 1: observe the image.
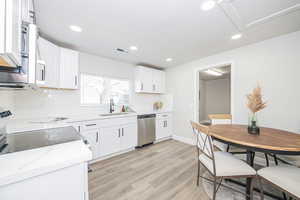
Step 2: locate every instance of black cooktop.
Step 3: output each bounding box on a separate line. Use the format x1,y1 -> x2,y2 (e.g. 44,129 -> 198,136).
0,126 -> 82,155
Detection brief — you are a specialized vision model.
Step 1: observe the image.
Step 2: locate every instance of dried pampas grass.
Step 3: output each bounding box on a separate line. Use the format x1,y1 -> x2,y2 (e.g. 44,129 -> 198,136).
247,85 -> 267,113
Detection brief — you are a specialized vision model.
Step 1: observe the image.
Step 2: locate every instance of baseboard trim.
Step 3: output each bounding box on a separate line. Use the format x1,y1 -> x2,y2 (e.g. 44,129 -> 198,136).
154,136 -> 172,144
172,135 -> 196,145
89,147 -> 135,164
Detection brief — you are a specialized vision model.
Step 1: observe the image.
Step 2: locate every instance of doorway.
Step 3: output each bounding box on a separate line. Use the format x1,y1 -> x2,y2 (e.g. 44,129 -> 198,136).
198,65 -> 231,123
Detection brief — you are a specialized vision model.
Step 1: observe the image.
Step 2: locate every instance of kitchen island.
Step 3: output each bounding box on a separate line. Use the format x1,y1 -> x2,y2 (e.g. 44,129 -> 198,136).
0,126 -> 92,200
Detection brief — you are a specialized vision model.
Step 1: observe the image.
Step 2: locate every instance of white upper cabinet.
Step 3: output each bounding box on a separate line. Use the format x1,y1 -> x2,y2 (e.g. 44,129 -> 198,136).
152,69 -> 165,93
37,37 -> 60,88
37,37 -> 79,89
135,66 -> 153,93
0,0 -> 22,67
60,48 -> 79,89
135,66 -> 165,94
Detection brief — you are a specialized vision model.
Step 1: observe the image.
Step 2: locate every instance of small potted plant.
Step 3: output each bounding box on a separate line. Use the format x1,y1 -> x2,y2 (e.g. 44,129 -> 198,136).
246,85 -> 267,135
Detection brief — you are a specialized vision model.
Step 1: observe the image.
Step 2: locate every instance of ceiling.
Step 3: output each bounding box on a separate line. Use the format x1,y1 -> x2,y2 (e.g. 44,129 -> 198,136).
199,65 -> 231,81
34,0 -> 300,68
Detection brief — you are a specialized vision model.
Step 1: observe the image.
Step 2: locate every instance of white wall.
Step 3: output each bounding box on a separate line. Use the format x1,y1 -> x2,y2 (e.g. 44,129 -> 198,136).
167,30 -> 300,141
11,52 -> 171,118
203,78 -> 230,120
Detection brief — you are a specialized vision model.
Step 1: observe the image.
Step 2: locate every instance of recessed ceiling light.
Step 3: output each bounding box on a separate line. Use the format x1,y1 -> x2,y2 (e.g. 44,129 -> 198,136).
205,69 -> 223,76
201,0 -> 216,11
166,58 -> 173,62
129,46 -> 138,51
231,33 -> 242,40
69,25 -> 82,32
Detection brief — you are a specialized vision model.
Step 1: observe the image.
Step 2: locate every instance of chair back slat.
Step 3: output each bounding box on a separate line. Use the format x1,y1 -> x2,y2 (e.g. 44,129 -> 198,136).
209,114 -> 232,125
190,121 -> 214,159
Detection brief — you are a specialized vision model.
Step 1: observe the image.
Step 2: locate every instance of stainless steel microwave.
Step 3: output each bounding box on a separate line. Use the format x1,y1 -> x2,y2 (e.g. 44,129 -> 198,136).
0,23 -> 37,88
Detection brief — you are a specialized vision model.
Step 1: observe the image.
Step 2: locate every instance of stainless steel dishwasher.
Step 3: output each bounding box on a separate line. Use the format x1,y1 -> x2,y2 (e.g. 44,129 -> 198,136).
137,114 -> 156,147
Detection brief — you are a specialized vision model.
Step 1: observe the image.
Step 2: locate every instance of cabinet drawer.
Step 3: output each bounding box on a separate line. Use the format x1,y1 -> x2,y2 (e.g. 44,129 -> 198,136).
97,117 -> 137,128
156,113 -> 172,119
78,121 -> 99,132
74,116 -> 138,132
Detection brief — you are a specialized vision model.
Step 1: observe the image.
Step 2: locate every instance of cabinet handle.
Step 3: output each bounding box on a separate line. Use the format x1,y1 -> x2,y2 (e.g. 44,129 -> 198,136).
122,128 -> 124,136
86,123 -> 96,127
75,76 -> 78,86
41,68 -> 44,81
165,121 -> 168,127
153,84 -> 156,91
141,83 -> 143,90
78,126 -> 81,133
118,129 -> 121,138
96,132 -> 99,142
43,66 -> 46,81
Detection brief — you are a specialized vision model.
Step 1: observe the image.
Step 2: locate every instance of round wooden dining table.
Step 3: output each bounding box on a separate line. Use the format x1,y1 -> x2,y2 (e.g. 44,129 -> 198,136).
209,124 -> 300,200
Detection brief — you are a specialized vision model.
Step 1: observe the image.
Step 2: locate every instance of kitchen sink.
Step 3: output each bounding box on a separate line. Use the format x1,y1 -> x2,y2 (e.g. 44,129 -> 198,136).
100,112 -> 131,117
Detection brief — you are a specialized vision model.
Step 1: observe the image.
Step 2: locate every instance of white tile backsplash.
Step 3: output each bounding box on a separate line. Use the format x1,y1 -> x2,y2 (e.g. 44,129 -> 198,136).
1,52 -> 173,119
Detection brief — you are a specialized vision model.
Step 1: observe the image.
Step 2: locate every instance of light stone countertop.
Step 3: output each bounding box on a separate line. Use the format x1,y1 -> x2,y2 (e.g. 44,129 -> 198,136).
5,110 -> 172,134
0,140 -> 92,187
0,109 -> 172,187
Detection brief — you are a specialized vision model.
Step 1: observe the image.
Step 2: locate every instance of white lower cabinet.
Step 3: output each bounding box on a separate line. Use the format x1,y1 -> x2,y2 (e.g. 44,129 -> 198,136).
82,129 -> 100,159
0,163 -> 88,200
156,113 -> 172,140
120,124 -> 138,150
99,123 -> 137,157
99,126 -> 121,157
77,117 -> 137,160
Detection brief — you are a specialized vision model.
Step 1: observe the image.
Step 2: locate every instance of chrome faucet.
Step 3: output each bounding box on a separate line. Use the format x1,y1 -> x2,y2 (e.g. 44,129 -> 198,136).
109,98 -> 115,113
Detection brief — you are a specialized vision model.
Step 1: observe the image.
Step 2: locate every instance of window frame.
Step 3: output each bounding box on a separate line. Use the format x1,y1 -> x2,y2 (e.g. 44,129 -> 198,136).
80,73 -> 131,107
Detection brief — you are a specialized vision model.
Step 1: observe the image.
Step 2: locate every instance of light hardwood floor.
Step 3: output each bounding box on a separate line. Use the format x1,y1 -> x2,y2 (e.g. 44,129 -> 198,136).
88,139 -> 209,200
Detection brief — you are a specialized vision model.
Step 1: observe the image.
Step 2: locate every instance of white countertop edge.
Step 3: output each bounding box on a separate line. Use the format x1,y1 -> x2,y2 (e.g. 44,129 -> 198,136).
135,110 -> 173,115
0,141 -> 92,187
66,112 -> 138,123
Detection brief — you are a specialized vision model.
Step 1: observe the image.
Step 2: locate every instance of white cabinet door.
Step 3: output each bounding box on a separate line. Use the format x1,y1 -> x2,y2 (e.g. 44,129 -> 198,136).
156,118 -> 172,140
0,163 -> 87,200
135,66 -> 153,93
152,70 -> 160,93
82,129 -> 99,159
152,70 -> 165,93
1,0 -> 22,66
156,119 -> 166,140
99,126 -> 121,157
37,37 -> 60,88
160,70 -> 166,93
60,48 -> 79,89
120,123 -> 137,150
135,66 -> 165,94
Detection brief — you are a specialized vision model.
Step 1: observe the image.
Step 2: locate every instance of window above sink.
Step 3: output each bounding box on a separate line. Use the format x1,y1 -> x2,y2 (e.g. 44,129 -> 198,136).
80,74 -> 130,106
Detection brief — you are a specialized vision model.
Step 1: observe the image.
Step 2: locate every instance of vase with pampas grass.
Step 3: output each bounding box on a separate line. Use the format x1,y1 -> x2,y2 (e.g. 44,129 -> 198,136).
246,85 -> 267,135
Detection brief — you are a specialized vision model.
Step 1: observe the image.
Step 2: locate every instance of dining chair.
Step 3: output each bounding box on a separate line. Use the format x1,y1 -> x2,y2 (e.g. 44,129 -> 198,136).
191,121 -> 257,200
209,114 -> 232,152
258,165 -> 300,200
